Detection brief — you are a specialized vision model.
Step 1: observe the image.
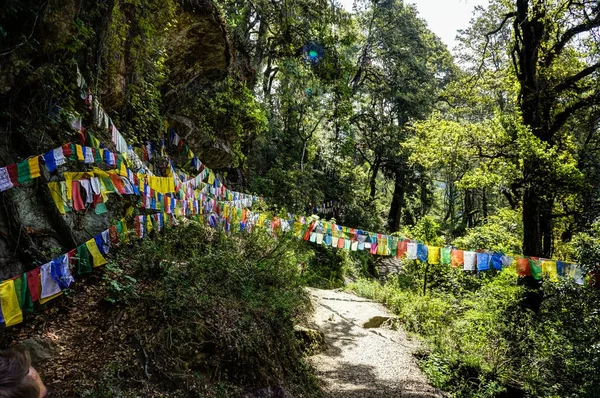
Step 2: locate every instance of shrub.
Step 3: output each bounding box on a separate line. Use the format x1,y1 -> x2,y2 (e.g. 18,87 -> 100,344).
96,222 -> 321,397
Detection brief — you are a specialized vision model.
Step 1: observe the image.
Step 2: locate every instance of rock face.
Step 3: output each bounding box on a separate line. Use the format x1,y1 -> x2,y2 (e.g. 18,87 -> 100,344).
0,0 -> 245,279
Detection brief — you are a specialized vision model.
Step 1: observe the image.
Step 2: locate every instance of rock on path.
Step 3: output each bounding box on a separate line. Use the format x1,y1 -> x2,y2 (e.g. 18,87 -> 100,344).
308,288 -> 444,398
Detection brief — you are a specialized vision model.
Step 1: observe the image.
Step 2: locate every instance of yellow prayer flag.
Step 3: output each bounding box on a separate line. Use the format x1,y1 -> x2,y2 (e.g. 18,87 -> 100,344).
75,144 -> 84,161
48,182 -> 66,214
28,157 -> 41,179
542,260 -> 559,282
146,216 -> 153,233
428,246 -> 441,265
0,280 -> 23,326
92,167 -> 110,178
376,238 -> 386,256
119,161 -> 127,177
86,238 -> 108,267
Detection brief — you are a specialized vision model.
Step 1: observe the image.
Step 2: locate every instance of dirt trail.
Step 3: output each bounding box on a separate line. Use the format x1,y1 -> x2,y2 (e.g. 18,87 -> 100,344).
309,288 -> 444,398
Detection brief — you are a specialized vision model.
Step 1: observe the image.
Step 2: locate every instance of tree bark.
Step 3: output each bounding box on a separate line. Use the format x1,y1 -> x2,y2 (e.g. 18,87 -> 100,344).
387,171 -> 405,232
369,158 -> 380,202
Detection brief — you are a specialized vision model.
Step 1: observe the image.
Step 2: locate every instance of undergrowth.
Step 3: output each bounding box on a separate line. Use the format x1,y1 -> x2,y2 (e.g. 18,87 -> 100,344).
86,221 -> 321,398
347,263 -> 600,398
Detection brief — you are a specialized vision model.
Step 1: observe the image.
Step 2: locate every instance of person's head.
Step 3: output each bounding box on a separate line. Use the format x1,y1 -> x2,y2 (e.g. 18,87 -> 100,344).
0,350 -> 47,398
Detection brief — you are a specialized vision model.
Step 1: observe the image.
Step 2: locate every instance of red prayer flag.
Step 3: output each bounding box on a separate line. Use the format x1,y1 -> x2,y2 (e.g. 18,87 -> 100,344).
396,239 -> 407,259
26,267 -> 41,302
6,164 -> 18,186
72,181 -> 85,211
517,257 -> 531,276
451,250 -> 464,268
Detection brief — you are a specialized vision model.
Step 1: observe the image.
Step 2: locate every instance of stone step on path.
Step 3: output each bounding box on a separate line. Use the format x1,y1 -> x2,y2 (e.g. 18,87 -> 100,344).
308,288 -> 444,398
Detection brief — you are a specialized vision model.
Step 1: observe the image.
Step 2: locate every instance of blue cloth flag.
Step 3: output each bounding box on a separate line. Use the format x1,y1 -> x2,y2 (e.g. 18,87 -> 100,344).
417,244 -> 428,262
477,253 -> 491,271
491,253 -> 503,270
43,151 -> 57,172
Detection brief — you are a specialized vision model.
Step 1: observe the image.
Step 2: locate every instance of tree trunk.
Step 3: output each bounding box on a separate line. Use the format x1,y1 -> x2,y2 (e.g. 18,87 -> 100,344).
369,159 -> 380,202
387,171 -> 405,232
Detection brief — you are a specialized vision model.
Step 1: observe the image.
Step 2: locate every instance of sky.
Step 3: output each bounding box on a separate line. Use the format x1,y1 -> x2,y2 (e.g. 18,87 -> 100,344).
339,0 -> 489,52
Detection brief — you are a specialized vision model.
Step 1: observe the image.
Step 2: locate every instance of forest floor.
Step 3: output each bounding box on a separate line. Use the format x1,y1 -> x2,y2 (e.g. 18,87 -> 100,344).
308,287 -> 444,398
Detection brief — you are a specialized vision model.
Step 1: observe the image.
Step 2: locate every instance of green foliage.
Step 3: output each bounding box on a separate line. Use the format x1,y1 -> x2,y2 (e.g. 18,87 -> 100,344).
301,243 -> 367,288
349,263 -> 600,397
453,209 -> 523,254
94,222 -> 320,397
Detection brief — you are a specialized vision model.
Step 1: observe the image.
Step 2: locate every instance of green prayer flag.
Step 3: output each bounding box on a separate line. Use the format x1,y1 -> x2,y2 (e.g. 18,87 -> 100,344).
94,203 -> 108,215
94,148 -> 103,164
77,244 -> 93,275
14,276 -> 25,308
20,273 -> 34,313
116,220 -> 124,235
390,238 -> 397,257
101,176 -> 117,193
86,131 -> 100,148
441,247 -> 452,265
69,143 -> 77,161
17,160 -> 31,184
529,259 -> 543,280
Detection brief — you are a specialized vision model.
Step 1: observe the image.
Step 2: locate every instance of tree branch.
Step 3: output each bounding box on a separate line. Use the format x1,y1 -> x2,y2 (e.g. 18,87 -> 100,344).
544,12 -> 600,67
548,92 -> 600,136
554,61 -> 600,92
472,12 -> 517,79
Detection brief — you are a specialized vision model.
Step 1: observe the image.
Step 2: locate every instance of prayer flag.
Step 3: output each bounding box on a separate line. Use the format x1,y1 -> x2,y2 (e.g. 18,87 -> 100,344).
477,252 -> 491,271
417,244 -> 428,262
28,157 -> 41,179
40,262 -> 62,300
542,260 -> 559,282
17,159 -> 31,184
407,242 -> 418,260
463,251 -> 477,271
27,268 -> 41,302
428,246 -> 440,264
516,257 -> 531,277
86,238 -> 108,267
529,258 -> 543,280
77,244 -> 93,274
491,253 -> 504,271
451,250 -> 464,268
43,151 -> 57,173
441,247 -> 452,265
0,280 -> 23,326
